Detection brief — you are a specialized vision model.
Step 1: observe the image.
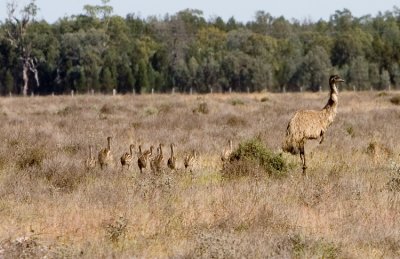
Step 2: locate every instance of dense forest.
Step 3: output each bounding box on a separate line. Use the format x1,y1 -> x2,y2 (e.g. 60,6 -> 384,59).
0,0 -> 400,95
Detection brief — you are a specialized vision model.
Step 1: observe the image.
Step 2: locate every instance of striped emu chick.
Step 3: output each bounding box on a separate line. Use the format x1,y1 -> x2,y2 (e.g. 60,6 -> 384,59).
282,75 -> 345,175
138,145 -> 154,173
167,143 -> 177,170
221,139 -> 233,162
85,145 -> 96,170
184,150 -> 197,170
151,143 -> 164,173
120,144 -> 135,170
98,136 -> 114,169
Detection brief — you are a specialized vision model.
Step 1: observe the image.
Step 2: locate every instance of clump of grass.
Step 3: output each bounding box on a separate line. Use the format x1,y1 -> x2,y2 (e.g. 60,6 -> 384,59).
286,234 -> 342,258
57,105 -> 81,116
387,161 -> 400,192
226,115 -> 247,127
390,95 -> 400,105
221,137 -> 288,179
377,92 -> 388,97
17,147 -> 47,169
61,144 -> 81,155
260,96 -> 269,102
158,103 -> 173,114
0,236 -> 46,258
230,98 -> 245,106
144,106 -> 159,116
104,216 -> 128,243
366,141 -> 391,159
193,102 -> 209,114
345,125 -> 355,138
99,104 -> 114,114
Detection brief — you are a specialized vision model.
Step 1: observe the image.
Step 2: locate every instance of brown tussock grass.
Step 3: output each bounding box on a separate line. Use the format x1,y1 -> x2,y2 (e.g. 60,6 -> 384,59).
0,91 -> 400,257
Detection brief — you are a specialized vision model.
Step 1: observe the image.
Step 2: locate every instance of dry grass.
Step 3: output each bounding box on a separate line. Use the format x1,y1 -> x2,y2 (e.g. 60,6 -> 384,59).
0,91 -> 400,258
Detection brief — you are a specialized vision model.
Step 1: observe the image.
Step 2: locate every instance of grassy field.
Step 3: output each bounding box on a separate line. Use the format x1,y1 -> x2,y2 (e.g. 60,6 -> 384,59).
0,91 -> 400,258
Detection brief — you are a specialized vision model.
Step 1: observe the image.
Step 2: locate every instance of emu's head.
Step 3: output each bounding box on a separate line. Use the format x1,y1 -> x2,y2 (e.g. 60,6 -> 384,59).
329,75 -> 345,85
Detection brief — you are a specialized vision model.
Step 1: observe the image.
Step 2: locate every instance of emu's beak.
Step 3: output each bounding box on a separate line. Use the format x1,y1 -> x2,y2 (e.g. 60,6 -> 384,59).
337,78 -> 345,82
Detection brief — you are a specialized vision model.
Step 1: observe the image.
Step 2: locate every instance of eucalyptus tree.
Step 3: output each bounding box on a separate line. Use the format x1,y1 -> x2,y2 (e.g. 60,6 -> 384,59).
4,0 -> 39,96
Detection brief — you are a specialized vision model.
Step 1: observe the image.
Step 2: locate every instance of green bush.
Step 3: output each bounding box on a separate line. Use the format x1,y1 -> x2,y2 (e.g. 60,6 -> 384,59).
221,138 -> 288,179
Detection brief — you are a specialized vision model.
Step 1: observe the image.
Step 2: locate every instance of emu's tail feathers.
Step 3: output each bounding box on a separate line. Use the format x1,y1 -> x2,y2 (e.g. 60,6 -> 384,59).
282,136 -> 300,155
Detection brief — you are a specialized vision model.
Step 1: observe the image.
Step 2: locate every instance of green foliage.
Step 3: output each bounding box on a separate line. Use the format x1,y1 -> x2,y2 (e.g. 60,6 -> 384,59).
221,138 -> 288,179
1,4 -> 400,94
345,125 -> 355,138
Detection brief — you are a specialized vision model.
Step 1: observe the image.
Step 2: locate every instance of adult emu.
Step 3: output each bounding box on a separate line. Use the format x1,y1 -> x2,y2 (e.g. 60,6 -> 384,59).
282,75 -> 345,175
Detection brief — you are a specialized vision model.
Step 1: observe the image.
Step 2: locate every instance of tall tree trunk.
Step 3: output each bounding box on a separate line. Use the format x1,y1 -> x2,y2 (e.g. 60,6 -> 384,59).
22,60 -> 29,96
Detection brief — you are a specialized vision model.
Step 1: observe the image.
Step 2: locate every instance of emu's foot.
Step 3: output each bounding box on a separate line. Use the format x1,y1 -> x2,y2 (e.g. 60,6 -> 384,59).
302,165 -> 307,176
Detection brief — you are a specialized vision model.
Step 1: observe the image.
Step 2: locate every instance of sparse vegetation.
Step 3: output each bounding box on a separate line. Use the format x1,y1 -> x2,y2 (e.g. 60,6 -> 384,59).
0,92 -> 400,258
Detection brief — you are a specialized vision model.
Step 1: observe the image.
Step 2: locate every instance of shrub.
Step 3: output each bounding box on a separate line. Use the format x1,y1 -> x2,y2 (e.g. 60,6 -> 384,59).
390,95 -> 400,105
221,138 -> 288,179
260,96 -> 269,102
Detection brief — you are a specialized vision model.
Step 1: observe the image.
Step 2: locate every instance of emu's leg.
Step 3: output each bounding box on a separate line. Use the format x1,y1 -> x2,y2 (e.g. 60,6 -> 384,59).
319,130 -> 325,144
300,145 -> 307,175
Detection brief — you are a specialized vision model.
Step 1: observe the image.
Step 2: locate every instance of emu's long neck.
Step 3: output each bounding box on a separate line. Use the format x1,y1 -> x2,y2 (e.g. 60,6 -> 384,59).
107,138 -> 111,150
323,83 -> 338,112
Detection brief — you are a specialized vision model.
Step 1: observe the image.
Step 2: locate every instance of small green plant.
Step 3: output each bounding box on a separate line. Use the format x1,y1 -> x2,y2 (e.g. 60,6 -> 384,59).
193,102 -> 209,114
221,137 -> 288,179
346,125 -> 355,138
390,95 -> 400,105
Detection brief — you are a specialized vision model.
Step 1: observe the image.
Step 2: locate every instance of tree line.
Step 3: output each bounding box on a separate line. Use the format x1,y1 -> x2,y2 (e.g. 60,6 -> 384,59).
1,0 -> 400,95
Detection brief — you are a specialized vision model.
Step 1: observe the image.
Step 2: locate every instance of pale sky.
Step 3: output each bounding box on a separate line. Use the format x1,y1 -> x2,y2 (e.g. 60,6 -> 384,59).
0,0 -> 399,23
